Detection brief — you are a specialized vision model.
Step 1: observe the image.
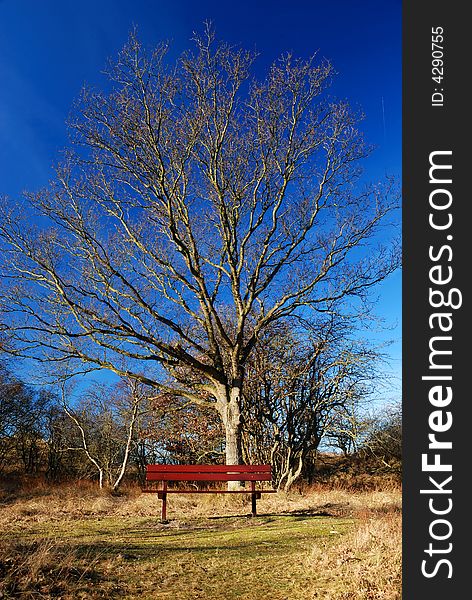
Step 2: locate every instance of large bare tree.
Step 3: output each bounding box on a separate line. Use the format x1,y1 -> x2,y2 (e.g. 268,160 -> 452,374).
0,27 -> 400,469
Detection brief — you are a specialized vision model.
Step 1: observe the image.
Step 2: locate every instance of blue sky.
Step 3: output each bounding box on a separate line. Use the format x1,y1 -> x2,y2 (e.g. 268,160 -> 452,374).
0,0 -> 401,397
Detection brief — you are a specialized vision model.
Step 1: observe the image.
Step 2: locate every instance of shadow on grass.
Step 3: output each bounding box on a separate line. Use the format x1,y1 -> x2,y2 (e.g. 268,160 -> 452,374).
73,539 -> 289,559
66,513 -> 337,562
206,503 -> 349,520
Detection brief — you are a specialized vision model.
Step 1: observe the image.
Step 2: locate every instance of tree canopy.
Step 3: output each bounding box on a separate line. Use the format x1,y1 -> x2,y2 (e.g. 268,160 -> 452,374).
0,27 -> 400,465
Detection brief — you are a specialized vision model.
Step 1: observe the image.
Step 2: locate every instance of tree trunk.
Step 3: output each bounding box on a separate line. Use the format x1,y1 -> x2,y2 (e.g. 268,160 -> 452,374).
224,416 -> 242,465
216,384 -> 243,490
112,397 -> 140,494
276,448 -> 305,491
283,453 -> 304,491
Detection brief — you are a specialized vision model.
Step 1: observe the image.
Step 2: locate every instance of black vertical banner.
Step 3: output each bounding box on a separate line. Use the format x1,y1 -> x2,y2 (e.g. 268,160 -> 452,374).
403,2 -> 467,598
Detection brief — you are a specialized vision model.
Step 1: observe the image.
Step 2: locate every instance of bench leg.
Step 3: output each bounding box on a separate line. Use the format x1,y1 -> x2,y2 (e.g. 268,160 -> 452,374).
161,493 -> 167,521
251,481 -> 257,517
160,482 -> 168,522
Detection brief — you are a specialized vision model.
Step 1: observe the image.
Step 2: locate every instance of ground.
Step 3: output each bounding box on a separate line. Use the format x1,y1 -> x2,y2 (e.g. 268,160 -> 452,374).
0,481 -> 401,599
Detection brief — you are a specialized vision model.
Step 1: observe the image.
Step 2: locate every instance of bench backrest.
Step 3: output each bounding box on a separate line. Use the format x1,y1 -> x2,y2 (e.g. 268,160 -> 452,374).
145,464 -> 272,482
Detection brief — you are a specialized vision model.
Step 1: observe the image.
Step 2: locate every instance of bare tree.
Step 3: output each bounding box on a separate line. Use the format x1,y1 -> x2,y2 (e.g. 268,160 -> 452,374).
0,362 -> 55,475
242,316 -> 384,489
362,402 -> 402,470
60,379 -> 147,491
0,26 -> 400,473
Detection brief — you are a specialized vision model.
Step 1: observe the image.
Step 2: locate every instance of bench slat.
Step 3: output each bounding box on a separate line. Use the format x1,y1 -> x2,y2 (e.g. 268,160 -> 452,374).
146,472 -> 272,482
141,489 -> 276,494
146,464 -> 271,474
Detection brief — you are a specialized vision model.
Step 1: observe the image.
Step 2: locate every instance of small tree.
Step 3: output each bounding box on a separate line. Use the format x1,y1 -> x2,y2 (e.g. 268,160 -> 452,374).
141,394 -> 224,465
61,379 -> 148,490
363,402 -> 402,470
0,363 -> 55,475
0,27 -> 400,472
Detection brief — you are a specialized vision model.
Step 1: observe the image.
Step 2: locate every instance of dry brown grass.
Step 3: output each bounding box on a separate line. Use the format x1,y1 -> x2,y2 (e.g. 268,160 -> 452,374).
0,537 -> 105,599
309,506 -> 401,599
1,478 -> 401,520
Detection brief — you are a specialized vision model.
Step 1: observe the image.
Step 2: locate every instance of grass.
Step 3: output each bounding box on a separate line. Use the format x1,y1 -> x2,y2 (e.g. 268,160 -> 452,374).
310,511 -> 402,599
0,481 -> 401,599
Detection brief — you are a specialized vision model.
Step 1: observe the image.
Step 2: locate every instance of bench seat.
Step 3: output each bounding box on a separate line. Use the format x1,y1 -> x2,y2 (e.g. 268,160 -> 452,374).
142,464 -> 275,520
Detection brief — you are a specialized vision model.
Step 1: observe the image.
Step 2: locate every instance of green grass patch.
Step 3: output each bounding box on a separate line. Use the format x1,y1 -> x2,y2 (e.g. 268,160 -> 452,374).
1,513 -> 353,599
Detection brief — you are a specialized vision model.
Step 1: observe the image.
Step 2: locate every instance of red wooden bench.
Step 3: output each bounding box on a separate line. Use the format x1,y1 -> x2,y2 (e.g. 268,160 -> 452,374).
142,464 -> 275,521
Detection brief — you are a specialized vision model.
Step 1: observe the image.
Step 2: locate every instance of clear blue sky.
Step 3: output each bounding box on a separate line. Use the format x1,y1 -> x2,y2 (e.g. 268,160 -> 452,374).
0,0 -> 401,397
